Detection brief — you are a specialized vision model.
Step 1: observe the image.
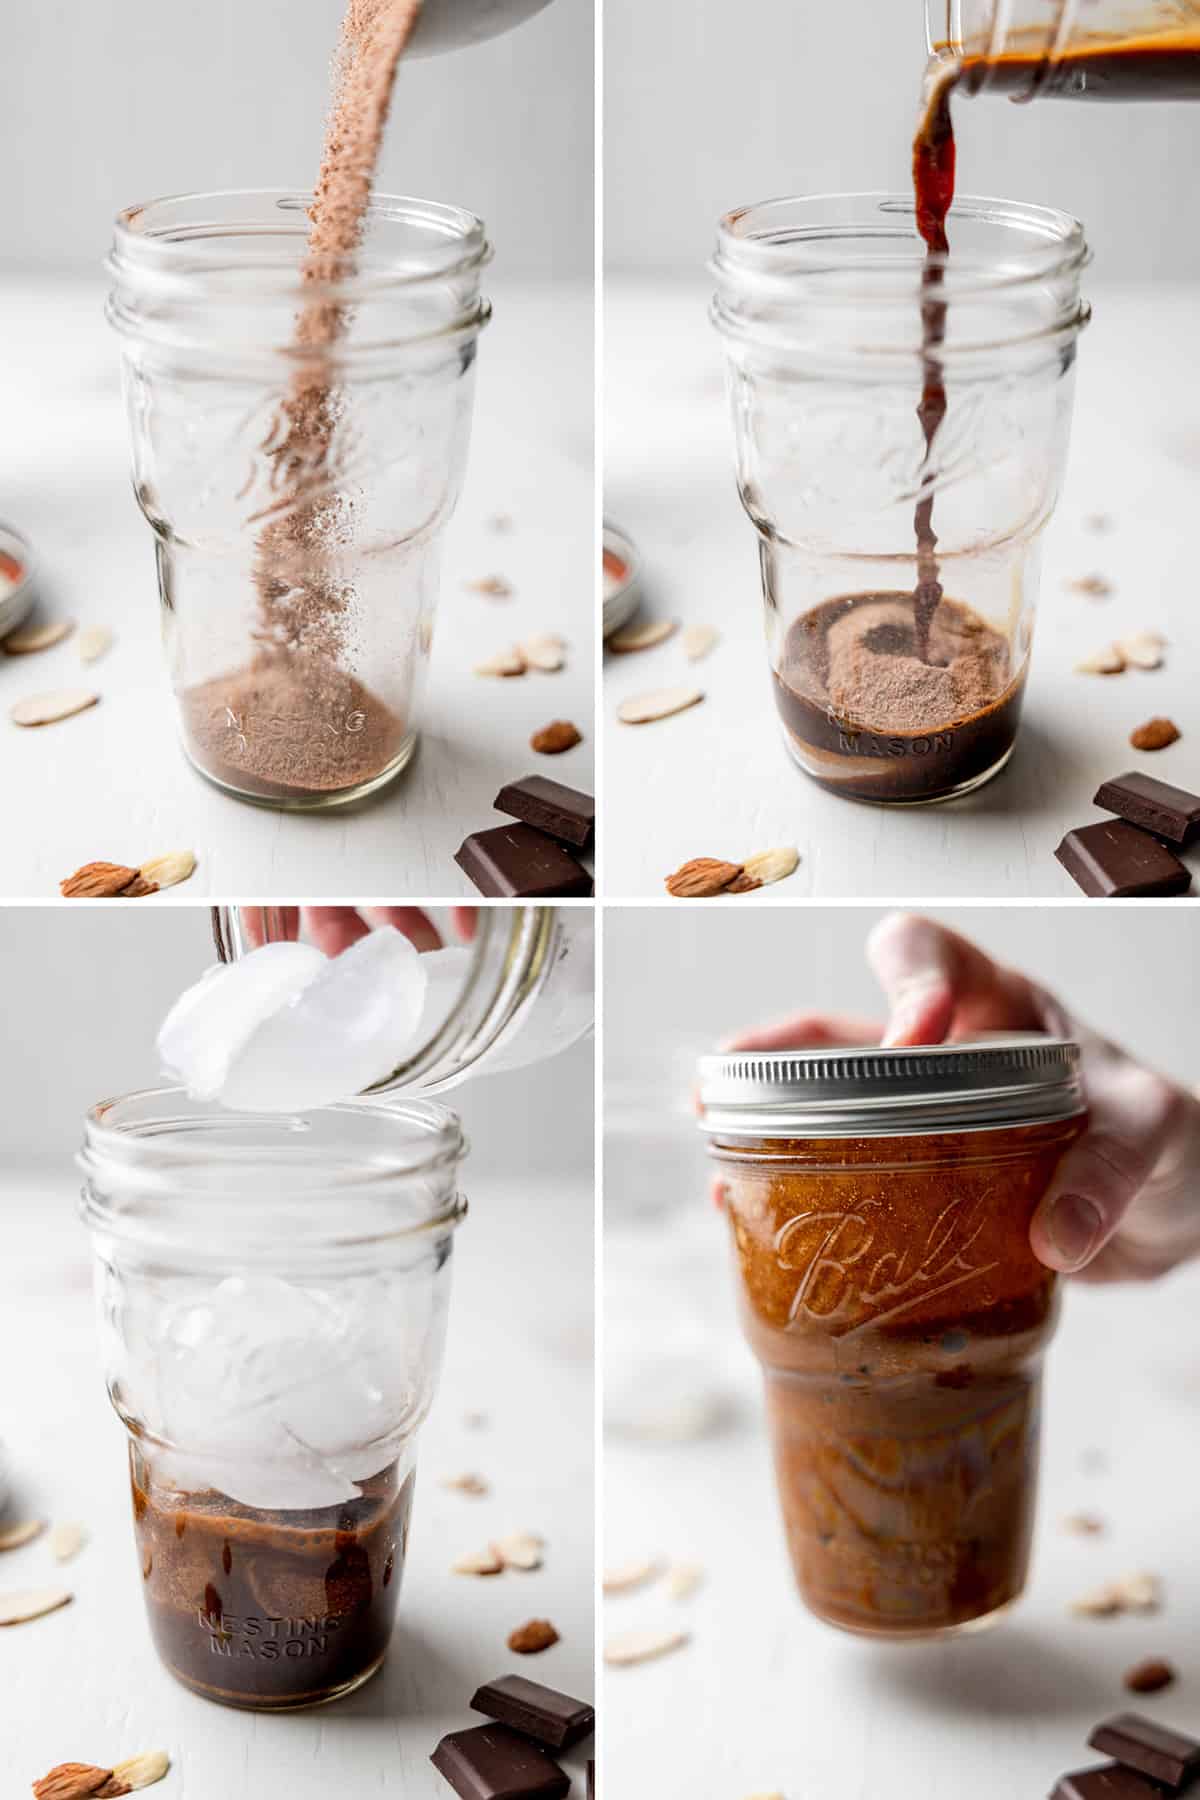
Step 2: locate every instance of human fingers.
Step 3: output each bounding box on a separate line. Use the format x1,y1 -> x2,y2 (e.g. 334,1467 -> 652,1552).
868,912 -> 1052,1047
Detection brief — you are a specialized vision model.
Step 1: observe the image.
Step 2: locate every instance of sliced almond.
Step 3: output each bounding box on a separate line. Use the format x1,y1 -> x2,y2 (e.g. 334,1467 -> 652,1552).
11,689 -> 99,727
0,1519 -> 43,1551
452,1546 -> 505,1576
493,1531 -> 544,1572
60,862 -> 140,899
50,1522 -> 86,1564
742,1792 -> 786,1800
4,618 -> 73,656
618,686 -> 702,725
609,618 -> 677,654
1075,646 -> 1125,675
1060,1512 -> 1105,1536
1069,1582 -> 1123,1618
1065,574 -> 1114,598
728,847 -> 799,894
604,1627 -> 689,1667
96,1750 -> 170,1795
0,1585 -> 72,1625
441,1473 -> 490,1497
136,851 -> 196,893
603,1557 -> 659,1595
77,625 -> 114,666
665,858 -> 742,898
474,647 -> 526,678
1117,631 -> 1166,670
31,1764 -> 113,1800
507,1617 -> 559,1654
521,633 -> 566,672
1114,1571 -> 1161,1611
466,576 -> 513,598
1130,716 -> 1180,752
665,1561 -> 705,1601
682,623 -> 718,662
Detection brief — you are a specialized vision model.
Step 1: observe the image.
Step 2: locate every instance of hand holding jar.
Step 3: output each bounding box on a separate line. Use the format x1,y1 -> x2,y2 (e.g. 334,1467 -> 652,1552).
724,912 -> 1200,1286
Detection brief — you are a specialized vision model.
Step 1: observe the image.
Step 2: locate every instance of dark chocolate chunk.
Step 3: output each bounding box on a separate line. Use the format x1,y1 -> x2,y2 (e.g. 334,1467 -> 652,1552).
1088,1715 -> 1200,1789
1053,1765 -> 1175,1798
1094,771 -> 1200,846
431,1724 -> 569,1800
471,1674 -> 595,1750
1055,821 -> 1192,898
455,824 -> 593,899
495,774 -> 595,849
587,1760 -> 594,1799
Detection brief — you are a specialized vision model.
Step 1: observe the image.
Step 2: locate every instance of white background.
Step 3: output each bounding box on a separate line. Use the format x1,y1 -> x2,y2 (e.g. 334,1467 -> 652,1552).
605,0 -> 1200,278
2,0 -> 592,277
0,904 -> 594,1797
604,904 -> 1200,1800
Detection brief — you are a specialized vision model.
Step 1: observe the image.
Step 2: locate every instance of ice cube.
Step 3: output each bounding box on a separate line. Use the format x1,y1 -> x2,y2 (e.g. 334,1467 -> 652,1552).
219,928 -> 428,1113
158,941 -> 326,1100
415,944 -> 474,1039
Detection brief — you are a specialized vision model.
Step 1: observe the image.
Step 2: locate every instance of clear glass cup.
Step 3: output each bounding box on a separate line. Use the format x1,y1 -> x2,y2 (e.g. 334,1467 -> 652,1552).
700,1039 -> 1087,1640
107,190 -> 491,811
79,1090 -> 467,1709
927,1 -> 1200,97
711,193 -> 1090,805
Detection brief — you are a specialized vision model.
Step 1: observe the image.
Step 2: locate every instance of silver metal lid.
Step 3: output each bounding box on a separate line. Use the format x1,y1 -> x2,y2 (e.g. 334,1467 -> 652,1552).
698,1034 -> 1084,1138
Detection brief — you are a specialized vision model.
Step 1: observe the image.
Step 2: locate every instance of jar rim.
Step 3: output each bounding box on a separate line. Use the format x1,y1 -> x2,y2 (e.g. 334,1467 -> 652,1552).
108,187 -> 492,299
698,1034 -> 1085,1138
80,1085 -> 467,1244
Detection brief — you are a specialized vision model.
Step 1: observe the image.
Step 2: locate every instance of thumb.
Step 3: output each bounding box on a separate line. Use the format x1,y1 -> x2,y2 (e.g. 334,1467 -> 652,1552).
867,912 -> 1047,1046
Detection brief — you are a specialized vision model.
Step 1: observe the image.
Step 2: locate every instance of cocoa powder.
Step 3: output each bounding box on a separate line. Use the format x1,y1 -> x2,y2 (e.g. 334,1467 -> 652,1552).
184,0 -> 423,801
822,594 -> 1011,732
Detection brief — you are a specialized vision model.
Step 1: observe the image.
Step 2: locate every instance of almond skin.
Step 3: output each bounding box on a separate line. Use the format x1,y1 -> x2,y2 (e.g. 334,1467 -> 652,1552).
507,1618 -> 559,1654
531,720 -> 582,754
665,858 -> 742,898
59,863 -> 140,899
1124,1657 -> 1176,1694
1130,717 -> 1180,751
31,1764 -> 113,1800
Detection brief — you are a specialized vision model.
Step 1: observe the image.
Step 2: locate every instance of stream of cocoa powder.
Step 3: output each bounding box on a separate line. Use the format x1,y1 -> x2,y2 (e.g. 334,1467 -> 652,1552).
185,0 -> 424,799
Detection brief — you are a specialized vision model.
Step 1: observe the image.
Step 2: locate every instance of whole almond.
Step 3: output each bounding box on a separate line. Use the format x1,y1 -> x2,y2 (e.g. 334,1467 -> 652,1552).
603,1557 -> 659,1595
493,1532 -> 544,1572
1130,717 -> 1180,752
59,863 -> 140,899
11,689 -> 99,727
521,633 -> 566,672
452,1547 -> 504,1577
1124,1657 -> 1176,1694
0,1519 -> 43,1552
4,619 -> 73,655
609,618 -> 676,654
727,847 -> 799,894
1075,646 -> 1125,676
77,626 -> 114,665
136,851 -> 196,893
50,1523 -> 86,1564
531,720 -> 582,754
682,623 -> 718,662
507,1617 -> 559,1654
474,647 -> 526,678
1116,631 -> 1166,670
617,686 -> 703,725
0,1586 -> 72,1625
31,1764 -> 113,1800
604,1627 -> 689,1667
665,858 -> 742,898
97,1750 -> 170,1795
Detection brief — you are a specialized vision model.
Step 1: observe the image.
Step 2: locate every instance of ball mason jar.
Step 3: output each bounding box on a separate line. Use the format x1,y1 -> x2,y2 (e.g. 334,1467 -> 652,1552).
699,1038 -> 1087,1639
928,1 -> 1200,97
107,190 -> 491,811
213,903 -> 594,1093
79,1093 -> 466,1709
711,194 -> 1090,804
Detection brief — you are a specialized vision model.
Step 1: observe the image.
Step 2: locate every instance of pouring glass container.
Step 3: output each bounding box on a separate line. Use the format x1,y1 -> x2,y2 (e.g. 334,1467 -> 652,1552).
711,193 -> 1089,804
927,1 -> 1200,95
107,190 -> 491,811
700,1037 -> 1086,1639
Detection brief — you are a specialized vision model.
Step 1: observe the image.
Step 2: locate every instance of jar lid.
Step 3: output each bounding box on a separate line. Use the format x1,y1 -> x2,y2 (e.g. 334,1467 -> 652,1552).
697,1034 -> 1083,1138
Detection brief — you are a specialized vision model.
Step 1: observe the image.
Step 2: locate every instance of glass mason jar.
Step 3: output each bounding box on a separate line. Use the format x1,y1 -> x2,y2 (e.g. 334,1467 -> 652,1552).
699,1038 -> 1087,1640
213,904 -> 594,1092
711,194 -> 1090,805
79,1092 -> 466,1710
106,190 -> 491,811
928,1 -> 1200,97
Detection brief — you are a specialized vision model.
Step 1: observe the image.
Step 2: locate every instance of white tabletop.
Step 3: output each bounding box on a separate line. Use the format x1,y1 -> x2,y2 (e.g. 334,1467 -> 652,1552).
605,1219 -> 1200,1800
1,1164 -> 594,1796
604,279 -> 1200,900
0,276 -> 593,899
